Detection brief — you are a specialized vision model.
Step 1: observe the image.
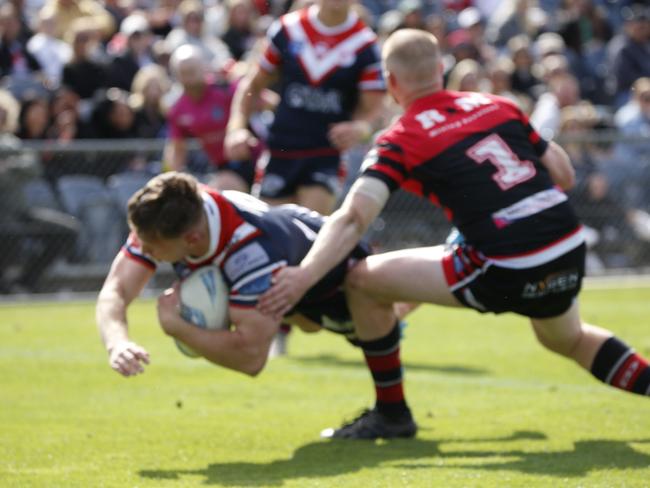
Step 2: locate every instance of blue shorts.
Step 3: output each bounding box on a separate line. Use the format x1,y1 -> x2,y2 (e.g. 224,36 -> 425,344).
257,150 -> 344,199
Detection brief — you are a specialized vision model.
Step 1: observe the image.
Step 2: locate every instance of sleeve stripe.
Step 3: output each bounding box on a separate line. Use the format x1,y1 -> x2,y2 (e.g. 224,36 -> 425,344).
377,141 -> 404,155
363,169 -> 400,192
121,247 -> 156,270
377,155 -> 408,177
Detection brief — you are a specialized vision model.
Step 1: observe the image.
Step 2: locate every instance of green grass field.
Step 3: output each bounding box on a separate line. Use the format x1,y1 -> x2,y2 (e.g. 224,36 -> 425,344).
2,284 -> 650,487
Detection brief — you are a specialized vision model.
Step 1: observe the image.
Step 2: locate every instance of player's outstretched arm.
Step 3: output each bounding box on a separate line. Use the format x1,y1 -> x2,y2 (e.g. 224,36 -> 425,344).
225,65 -> 277,161
258,177 -> 389,318
157,287 -> 280,376
96,252 -> 154,377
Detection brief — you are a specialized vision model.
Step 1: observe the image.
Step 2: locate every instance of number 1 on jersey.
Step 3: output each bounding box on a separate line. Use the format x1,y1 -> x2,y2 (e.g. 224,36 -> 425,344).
466,134 -> 536,190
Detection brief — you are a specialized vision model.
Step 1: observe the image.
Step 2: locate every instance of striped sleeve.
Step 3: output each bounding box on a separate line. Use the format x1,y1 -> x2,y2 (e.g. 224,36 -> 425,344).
121,232 -> 157,270
358,44 -> 385,91
359,139 -> 407,193
259,19 -> 283,73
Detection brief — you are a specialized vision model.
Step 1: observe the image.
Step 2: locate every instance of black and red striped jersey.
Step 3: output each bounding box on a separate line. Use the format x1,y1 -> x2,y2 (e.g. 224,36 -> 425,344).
361,90 -> 583,261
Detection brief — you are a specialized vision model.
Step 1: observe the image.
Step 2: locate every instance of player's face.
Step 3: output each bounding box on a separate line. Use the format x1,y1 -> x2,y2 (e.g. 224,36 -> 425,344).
318,0 -> 352,15
137,232 -> 187,263
177,59 -> 205,91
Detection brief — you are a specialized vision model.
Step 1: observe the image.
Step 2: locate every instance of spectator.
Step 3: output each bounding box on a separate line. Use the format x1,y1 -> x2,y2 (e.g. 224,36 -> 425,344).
89,87 -> 148,176
17,96 -> 51,140
0,88 -> 79,293
397,0 -> 426,30
486,0 -> 546,48
446,58 -> 487,92
508,34 -> 542,100
0,4 -> 42,81
62,18 -> 108,101
130,64 -> 171,139
26,9 -> 72,89
456,6 -> 496,64
40,0 -> 115,41
607,4 -> 650,107
107,14 -> 154,91
610,77 -> 650,215
222,0 -> 258,61
560,104 -> 639,268
165,0 -> 233,72
530,70 -> 580,139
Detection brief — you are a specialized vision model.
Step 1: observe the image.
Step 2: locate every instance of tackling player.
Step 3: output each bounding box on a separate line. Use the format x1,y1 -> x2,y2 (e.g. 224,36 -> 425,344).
259,29 -> 650,433
95,172 -> 416,440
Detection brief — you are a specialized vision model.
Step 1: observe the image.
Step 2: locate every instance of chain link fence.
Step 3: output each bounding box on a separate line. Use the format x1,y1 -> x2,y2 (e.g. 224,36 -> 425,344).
1,131 -> 649,295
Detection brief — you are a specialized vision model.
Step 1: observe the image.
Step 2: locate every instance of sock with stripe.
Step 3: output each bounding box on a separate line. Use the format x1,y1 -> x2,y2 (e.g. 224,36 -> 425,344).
356,322 -> 410,419
590,336 -> 650,396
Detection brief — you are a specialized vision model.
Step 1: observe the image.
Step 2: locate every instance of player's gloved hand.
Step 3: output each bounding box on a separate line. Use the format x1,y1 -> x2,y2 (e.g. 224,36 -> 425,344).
328,120 -> 372,151
108,340 -> 150,377
257,266 -> 311,319
157,285 -> 185,338
224,128 -> 258,161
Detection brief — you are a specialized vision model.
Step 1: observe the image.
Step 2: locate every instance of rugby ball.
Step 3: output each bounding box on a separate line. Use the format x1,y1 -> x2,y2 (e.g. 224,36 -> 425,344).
175,265 -> 229,358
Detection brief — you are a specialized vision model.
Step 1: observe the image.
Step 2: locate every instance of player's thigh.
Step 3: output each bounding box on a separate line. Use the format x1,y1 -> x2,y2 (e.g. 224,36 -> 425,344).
295,185 -> 337,215
348,246 -> 463,306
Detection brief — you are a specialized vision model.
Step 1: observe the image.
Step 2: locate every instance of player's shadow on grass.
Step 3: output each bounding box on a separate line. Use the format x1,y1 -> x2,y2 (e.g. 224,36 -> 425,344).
290,353 -> 489,375
139,431 -> 650,485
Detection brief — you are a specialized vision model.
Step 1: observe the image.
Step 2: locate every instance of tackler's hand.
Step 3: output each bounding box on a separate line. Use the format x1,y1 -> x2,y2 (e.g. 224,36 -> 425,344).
257,266 -> 311,319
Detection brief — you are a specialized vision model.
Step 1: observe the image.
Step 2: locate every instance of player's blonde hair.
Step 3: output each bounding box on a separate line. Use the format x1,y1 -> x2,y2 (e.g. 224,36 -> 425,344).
382,29 -> 441,91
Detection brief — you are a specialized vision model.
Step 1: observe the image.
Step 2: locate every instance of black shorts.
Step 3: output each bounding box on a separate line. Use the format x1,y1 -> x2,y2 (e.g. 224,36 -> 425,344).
256,150 -> 344,199
442,242 -> 586,319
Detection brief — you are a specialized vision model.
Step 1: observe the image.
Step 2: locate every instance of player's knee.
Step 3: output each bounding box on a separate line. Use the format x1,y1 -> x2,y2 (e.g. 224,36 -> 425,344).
345,260 -> 371,291
532,324 -> 583,359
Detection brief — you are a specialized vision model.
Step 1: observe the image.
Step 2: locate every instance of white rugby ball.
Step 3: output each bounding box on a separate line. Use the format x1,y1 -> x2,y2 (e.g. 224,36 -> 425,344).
175,265 -> 229,358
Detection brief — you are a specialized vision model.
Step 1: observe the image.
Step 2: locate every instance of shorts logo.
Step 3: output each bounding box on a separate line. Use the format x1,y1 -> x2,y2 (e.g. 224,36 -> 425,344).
522,270 -> 580,299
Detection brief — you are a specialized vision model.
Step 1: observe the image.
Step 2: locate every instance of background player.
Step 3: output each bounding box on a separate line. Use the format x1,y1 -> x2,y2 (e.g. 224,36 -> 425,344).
95,172 -> 416,439
224,0 -> 386,215
224,0 -> 387,354
259,30 -> 650,434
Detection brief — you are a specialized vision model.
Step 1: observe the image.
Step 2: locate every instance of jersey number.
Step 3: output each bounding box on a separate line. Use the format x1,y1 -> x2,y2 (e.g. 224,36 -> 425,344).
466,134 -> 536,190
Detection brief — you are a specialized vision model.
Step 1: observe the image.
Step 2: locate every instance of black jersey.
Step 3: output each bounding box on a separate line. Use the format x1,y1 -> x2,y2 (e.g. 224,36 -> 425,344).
361,91 -> 584,266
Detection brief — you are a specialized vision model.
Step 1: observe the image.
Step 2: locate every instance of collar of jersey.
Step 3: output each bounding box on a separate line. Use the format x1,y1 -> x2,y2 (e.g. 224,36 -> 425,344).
307,4 -> 358,36
185,191 -> 221,265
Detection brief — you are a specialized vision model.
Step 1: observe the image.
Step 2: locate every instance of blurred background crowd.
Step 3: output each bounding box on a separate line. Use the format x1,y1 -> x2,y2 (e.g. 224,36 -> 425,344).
1,0 -> 650,293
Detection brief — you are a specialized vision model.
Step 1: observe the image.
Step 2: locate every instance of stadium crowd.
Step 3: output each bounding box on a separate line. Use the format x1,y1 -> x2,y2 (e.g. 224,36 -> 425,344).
1,0 -> 650,293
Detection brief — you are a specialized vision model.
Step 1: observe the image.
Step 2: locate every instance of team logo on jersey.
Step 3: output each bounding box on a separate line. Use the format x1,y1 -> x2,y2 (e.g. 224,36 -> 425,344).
289,41 -> 304,56
211,107 -> 224,120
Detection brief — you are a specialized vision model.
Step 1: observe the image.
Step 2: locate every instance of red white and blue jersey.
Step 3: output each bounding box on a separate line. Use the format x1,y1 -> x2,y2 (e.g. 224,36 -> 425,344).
259,5 -> 384,155
123,188 -> 368,334
361,90 -> 584,267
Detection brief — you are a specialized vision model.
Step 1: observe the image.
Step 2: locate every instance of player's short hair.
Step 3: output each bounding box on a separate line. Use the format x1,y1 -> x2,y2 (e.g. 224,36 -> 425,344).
127,172 -> 204,240
382,28 -> 441,90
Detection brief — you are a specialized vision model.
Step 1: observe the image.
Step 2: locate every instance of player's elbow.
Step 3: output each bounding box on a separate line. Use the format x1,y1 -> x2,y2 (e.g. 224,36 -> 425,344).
242,353 -> 267,377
